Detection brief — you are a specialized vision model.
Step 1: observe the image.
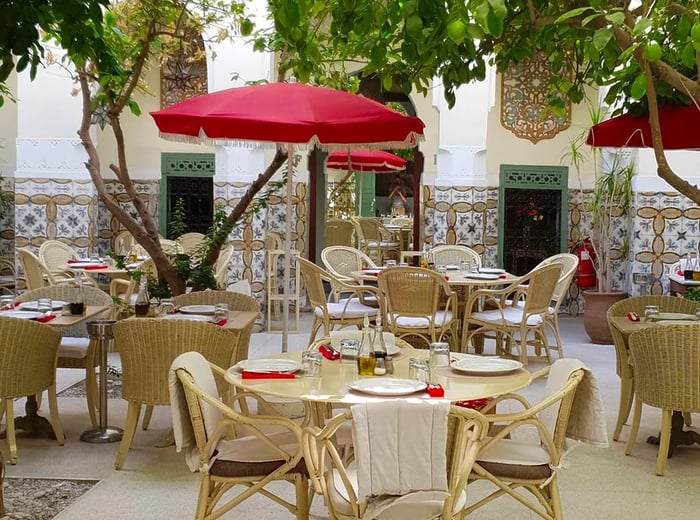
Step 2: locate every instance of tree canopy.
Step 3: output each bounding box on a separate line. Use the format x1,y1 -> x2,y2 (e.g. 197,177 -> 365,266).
268,0 -> 700,202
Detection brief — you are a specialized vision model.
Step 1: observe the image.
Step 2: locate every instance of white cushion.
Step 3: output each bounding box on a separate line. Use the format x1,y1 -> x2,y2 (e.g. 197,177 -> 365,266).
319,300 -> 377,319
513,300 -> 555,314
59,337 -> 91,359
470,307 -> 543,326
227,279 -> 252,296
389,310 -> 453,328
477,438 -> 550,466
365,241 -> 400,248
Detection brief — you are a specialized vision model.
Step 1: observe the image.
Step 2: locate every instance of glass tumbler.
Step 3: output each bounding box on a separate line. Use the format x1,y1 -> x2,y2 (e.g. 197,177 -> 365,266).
429,342 -> 451,370
158,298 -> 175,317
37,298 -> 53,315
0,294 -> 15,311
214,302 -> 229,322
339,339 -> 359,364
408,358 -> 431,383
301,350 -> 323,377
644,305 -> 660,323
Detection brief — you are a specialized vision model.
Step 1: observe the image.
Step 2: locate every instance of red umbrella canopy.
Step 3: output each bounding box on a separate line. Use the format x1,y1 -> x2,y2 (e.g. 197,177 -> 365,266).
326,149 -> 407,172
586,105 -> 700,149
150,82 -> 425,149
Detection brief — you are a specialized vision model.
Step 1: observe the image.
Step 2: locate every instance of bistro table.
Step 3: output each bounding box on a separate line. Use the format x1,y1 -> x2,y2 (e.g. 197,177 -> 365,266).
666,271 -> 700,297
226,348 -> 532,426
0,304 -> 111,439
608,315 -> 700,453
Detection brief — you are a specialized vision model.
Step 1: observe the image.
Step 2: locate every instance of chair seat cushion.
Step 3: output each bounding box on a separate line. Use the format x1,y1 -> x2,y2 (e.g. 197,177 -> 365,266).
365,241 -> 400,249
512,300 -> 555,314
470,307 -> 543,326
320,300 -> 378,319
476,439 -> 552,480
389,310 -> 454,329
58,337 -> 91,359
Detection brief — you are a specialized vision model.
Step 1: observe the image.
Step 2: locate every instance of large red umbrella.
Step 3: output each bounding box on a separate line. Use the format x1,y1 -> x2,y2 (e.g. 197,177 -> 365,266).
586,105 -> 700,149
326,149 -> 407,172
151,82 -> 425,350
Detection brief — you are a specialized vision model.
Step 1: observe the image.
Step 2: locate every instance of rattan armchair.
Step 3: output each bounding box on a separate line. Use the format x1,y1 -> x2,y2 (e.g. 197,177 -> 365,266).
172,290 -> 258,364
297,257 -> 379,346
38,240 -> 78,284
171,353 -> 310,520
113,319 -> 245,470
326,219 -> 356,247
178,232 -> 206,255
606,295 -> 698,442
377,266 -> 459,349
0,317 -> 64,464
321,246 -> 377,302
303,403 -> 488,520
352,217 -> 400,264
463,263 -> 561,366
18,286 -> 113,427
17,248 -> 73,290
626,324 -> 700,476
214,244 -> 234,288
431,245 -> 482,268
464,361 -> 586,519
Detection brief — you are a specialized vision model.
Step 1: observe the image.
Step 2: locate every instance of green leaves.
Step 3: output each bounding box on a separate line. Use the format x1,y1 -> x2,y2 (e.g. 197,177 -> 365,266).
630,73 -> 647,100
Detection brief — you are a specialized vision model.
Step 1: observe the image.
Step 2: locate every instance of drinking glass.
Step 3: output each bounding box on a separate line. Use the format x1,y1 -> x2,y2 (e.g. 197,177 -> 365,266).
339,339 -> 359,364
301,350 -> 322,377
158,299 -> 175,317
0,294 -> 15,311
408,358 -> 430,383
214,302 -> 229,322
90,252 -> 100,263
460,261 -> 471,272
436,265 -> 447,277
385,259 -> 397,268
37,298 -> 53,315
644,305 -> 660,323
429,342 -> 451,370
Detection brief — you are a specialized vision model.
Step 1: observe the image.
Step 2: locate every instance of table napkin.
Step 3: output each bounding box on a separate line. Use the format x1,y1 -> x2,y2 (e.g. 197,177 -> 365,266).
36,314 -> 57,323
83,264 -> 109,270
241,370 -> 296,380
215,319 -> 227,327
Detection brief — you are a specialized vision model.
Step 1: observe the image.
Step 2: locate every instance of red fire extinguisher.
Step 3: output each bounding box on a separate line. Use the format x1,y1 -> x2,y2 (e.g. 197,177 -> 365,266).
575,238 -> 597,288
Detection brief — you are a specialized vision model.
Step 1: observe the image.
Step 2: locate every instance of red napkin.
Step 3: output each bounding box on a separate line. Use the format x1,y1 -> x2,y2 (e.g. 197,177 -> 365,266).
455,398 -> 491,410
241,371 -> 296,379
215,319 -> 227,326
627,312 -> 640,322
427,384 -> 445,397
498,274 -> 507,279
444,276 -> 450,281
372,273 -> 379,277
67,259 -> 78,264
83,264 -> 109,270
677,270 -> 683,276
36,314 -> 57,323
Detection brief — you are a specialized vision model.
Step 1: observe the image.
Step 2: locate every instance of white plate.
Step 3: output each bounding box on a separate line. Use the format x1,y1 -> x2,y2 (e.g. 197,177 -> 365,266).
479,267 -> 506,274
162,314 -> 213,322
445,265 -> 461,270
348,377 -> 428,396
67,262 -> 108,268
235,359 -> 302,373
0,310 -> 47,320
179,305 -> 216,315
19,300 -> 67,311
656,312 -> 698,321
657,320 -> 700,326
465,273 -> 500,280
451,355 -> 523,375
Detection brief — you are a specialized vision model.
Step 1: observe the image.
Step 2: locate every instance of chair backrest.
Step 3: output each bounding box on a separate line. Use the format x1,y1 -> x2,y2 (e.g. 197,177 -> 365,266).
326,219 -> 355,247
0,317 -> 62,397
178,232 -> 205,255
355,217 -> 382,242
431,245 -> 482,267
607,295 -> 698,318
19,285 -> 112,306
297,257 -> 331,310
378,266 -> 453,317
321,246 -> 376,281
266,232 -> 284,252
303,403 -> 488,519
519,263 -> 562,316
38,240 -> 77,274
538,361 -> 587,452
629,324 -> 700,412
113,230 -> 135,256
535,253 -> 579,305
214,244 -> 234,288
18,248 -> 56,289
114,319 -> 244,404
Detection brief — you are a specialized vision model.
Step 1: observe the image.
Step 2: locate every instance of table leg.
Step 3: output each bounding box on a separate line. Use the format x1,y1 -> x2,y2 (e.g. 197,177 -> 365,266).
646,410 -> 700,457
3,396 -> 57,440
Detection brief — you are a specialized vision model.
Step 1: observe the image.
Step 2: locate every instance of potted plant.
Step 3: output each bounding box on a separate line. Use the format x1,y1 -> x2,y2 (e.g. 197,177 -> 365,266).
582,155 -> 634,343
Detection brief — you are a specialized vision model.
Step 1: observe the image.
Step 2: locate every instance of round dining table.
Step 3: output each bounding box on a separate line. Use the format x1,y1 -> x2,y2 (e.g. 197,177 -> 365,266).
226,348 -> 532,426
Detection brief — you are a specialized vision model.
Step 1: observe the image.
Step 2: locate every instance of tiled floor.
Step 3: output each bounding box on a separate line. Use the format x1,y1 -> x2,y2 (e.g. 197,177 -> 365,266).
4,312 -> 700,519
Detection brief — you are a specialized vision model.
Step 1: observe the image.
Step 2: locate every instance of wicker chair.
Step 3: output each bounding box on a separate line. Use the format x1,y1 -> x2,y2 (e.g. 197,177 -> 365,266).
17,248 -> 73,290
172,290 -> 258,364
606,295 -> 698,442
18,286 -> 113,427
297,257 -> 379,346
431,245 -> 482,268
172,353 -> 310,520
326,219 -> 355,247
0,317 -> 64,464
178,232 -> 205,255
0,256 -> 16,295
303,403 -> 488,520
463,263 -> 561,365
321,246 -> 377,302
113,319 -> 245,470
377,266 -> 459,350
38,240 -> 79,283
626,324 -> 700,476
352,217 -> 400,265
464,361 -> 586,519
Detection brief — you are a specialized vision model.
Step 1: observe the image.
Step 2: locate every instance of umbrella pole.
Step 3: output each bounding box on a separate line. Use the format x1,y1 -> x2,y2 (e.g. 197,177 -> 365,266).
282,145 -> 293,353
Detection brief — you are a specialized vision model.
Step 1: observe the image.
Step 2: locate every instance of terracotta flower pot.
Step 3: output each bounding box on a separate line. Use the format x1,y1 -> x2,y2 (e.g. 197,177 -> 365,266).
583,290 -> 626,344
